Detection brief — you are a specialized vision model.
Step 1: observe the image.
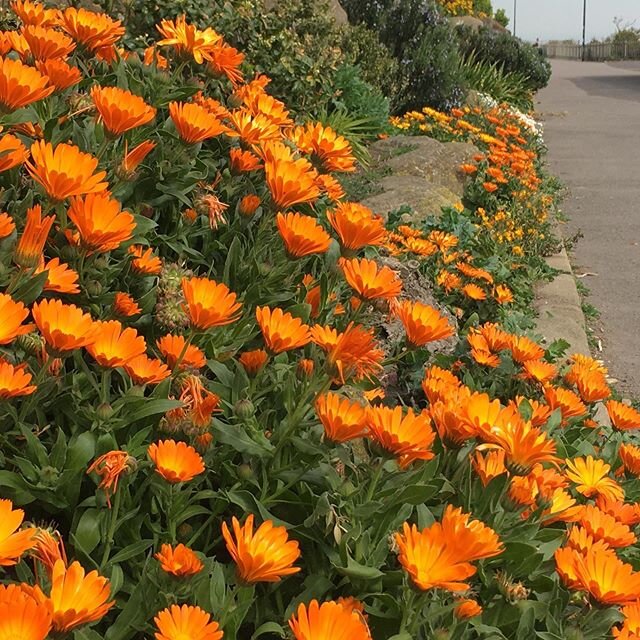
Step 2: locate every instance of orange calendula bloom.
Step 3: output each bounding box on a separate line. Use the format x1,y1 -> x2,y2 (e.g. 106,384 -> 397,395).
606,400 -> 640,431
521,359 -> 557,384
59,7 -> 125,52
0,360 -> 37,399
13,203 -> 55,268
494,284 -> 514,304
87,450 -> 133,507
169,101 -> 227,144
68,193 -> 136,253
461,283 -> 486,300
565,455 -> 624,503
454,599 -> 482,620
315,392 -> 368,443
0,133 -> 28,172
255,306 -> 311,353
341,257 -> 402,301
155,543 -> 203,577
86,320 -> 146,368
395,299 -> 454,347
508,335 -> 545,363
39,257 -> 80,294
0,57 -> 53,111
124,355 -> 171,385
154,604 -> 223,640
239,349 -> 268,376
222,514 -> 301,583
22,24 -> 75,60
157,334 -> 206,370
148,439 -> 205,483
544,386 -> 588,422
120,140 -> 156,176
596,496 -> 640,527
26,140 -> 108,201
0,499 -> 36,565
11,0 -> 59,26
0,293 -> 33,344
208,41 -> 245,85
289,600 -> 371,640
32,298 -> 96,353
471,449 -> 507,487
290,122 -> 356,173
620,443 -> 640,476
0,583 -> 52,640
156,14 -> 221,63
326,202 -> 386,252
113,291 -> 141,317
574,369 -> 610,403
230,148 -> 262,173
129,245 -> 162,275
276,211 -> 331,258
238,194 -> 261,217
578,504 -> 636,548
366,405 -> 435,467
35,58 -> 81,90
265,154 -> 320,210
182,276 -> 242,330
91,86 -> 156,136
31,527 -> 67,577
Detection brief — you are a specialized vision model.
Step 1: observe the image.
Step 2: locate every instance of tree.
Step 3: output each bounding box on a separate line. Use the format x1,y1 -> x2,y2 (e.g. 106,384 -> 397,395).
494,8 -> 509,28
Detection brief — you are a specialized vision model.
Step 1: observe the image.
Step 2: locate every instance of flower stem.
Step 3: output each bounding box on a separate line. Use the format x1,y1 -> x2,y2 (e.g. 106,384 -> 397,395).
101,486 -> 122,568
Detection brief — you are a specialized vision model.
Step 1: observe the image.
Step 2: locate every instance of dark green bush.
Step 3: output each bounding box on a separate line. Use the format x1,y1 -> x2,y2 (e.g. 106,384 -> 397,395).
341,0 -> 466,114
456,26 -> 552,91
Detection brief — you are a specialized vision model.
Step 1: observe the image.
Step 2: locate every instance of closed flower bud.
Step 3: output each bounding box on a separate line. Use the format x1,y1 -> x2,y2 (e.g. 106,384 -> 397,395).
237,463 -> 253,480
234,398 -> 255,420
159,263 -> 193,293
297,359 -> 315,379
238,194 -> 260,218
38,465 -> 59,486
16,332 -> 45,355
126,385 -> 145,398
85,280 -> 103,296
60,244 -> 78,262
433,630 -> 451,640
154,297 -> 189,332
96,402 -> 114,421
258,262 -> 272,276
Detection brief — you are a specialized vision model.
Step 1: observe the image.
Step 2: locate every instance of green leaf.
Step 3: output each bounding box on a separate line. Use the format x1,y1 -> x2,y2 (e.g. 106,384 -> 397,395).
74,629 -> 104,640
124,398 -> 183,425
12,270 -> 48,304
208,562 -> 226,611
73,508 -> 102,556
66,432 -> 97,470
0,470 -> 34,504
251,622 -> 286,639
333,556 -> 384,581
109,540 -> 153,564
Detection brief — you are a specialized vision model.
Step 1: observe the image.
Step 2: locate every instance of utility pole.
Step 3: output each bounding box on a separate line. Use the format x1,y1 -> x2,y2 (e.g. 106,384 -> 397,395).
513,0 -> 517,37
582,0 -> 587,61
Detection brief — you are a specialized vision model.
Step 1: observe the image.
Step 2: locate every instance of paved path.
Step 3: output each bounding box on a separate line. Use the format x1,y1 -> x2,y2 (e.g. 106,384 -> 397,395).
537,59 -> 640,396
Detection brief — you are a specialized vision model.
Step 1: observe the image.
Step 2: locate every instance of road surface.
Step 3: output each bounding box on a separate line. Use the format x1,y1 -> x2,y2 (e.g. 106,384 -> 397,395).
537,59 -> 640,396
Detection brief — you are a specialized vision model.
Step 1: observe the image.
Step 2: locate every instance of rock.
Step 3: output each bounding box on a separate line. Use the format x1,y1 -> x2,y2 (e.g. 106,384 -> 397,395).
262,0 -> 348,25
361,136 -> 478,224
448,15 -> 484,31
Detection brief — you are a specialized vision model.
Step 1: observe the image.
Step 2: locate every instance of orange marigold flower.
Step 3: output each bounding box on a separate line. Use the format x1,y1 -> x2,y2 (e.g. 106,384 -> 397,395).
181,276 -> 242,330
208,41 -> 244,85
128,245 -> 162,275
157,334 -> 206,370
289,600 -> 371,640
113,291 -> 141,317
68,193 -> 136,253
0,499 -> 36,565
510,396 -> 552,428
59,7 -> 125,52
222,514 -> 301,583
0,293 -> 33,344
91,85 -> 156,136
471,449 -> 507,487
0,133 -> 28,172
341,257 -> 402,301
565,455 -> 624,503
483,182 -> 498,193
0,360 -> 37,399
366,405 -> 435,467
494,284 -> 513,304
606,400 -> 640,431
395,299 -> 454,347
22,24 -> 75,60
544,386 -> 587,422
87,450 -> 132,507
0,56 -> 53,111
227,109 -> 281,146
578,504 -> 636,548
230,148 -> 262,173
0,583 -> 51,640
460,163 -> 477,174
39,257 -> 80,294
256,306 -> 311,353
276,211 -> 331,258
462,283 -> 486,300
521,359 -> 557,384
265,154 -> 320,210
575,370 -> 610,403
471,349 -> 500,367
238,348 -> 268,376
11,0 -> 59,26
154,604 -> 223,640
32,298 -> 96,353
315,392 -> 368,443
457,262 -> 493,284
148,439 -> 205,483
620,443 -> 640,476
508,335 -> 545,363
596,496 -> 640,527
120,140 -> 156,176
290,122 -> 356,173
124,355 -> 171,385
461,392 -> 502,440
155,543 -> 203,577
430,395 -> 475,448
454,599 -> 482,620
156,14 -> 221,64
169,101 -> 227,144
13,203 -> 55,268
86,320 -> 146,368
26,140 -> 108,201
316,173 -> 345,201
35,58 -> 81,90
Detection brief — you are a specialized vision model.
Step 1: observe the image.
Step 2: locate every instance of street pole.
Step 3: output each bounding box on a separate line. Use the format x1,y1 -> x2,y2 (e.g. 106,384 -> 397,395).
513,0 -> 517,37
582,0 -> 587,61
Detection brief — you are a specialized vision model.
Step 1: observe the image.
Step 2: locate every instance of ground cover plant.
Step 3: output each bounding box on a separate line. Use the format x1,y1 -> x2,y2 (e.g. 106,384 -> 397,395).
0,3 -> 639,640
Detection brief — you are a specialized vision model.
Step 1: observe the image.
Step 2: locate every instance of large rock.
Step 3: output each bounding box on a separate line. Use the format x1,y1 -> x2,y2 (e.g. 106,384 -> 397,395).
262,0 -> 348,25
361,135 -> 478,224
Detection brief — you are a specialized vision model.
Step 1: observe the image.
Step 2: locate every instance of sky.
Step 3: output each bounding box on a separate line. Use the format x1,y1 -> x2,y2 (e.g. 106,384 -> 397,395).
492,0 -> 640,43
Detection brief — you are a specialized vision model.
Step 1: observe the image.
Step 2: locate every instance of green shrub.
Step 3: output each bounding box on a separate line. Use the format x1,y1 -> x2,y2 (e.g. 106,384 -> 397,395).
494,8 -> 509,28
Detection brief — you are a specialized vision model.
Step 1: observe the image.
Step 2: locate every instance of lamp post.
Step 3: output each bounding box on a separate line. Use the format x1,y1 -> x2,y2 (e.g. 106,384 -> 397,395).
582,0 -> 587,61
513,0 -> 517,37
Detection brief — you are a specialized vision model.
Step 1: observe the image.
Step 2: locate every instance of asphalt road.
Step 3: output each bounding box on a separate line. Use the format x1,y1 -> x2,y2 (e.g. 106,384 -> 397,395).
537,59 -> 640,396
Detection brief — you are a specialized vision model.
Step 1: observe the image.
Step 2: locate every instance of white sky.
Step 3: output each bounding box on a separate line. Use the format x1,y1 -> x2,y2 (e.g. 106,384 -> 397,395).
492,0 -> 640,43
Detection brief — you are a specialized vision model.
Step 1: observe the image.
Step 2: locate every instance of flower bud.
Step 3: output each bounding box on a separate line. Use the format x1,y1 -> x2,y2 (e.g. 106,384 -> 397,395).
237,463 -> 253,480
15,332 -> 44,356
85,280 -> 103,296
38,466 -> 60,486
233,398 -> 255,421
96,402 -> 114,421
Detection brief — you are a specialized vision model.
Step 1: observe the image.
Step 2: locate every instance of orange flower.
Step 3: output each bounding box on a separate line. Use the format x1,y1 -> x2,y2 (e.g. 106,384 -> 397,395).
35,58 -> 81,90
265,154 -> 320,210
157,334 -> 206,370
91,85 -> 156,136
471,449 -> 507,487
59,7 -> 125,52
606,400 -> 640,431
181,276 -> 242,330
316,173 -> 345,201
297,358 -> 315,378
124,355 -> 171,385
68,193 -> 135,253
454,599 -> 482,620
276,211 -> 331,258
395,300 -> 454,347
238,194 -> 261,217
31,527 -> 67,577
239,349 -> 268,376
156,14 -> 221,63
521,359 -> 557,384
86,320 -> 146,368
13,203 -> 55,268
36,257 -> 78,295
574,370 -> 610,403
148,439 -> 205,483
596,496 -> 640,527
366,405 -> 435,467
154,604 -> 223,640
0,212 -> 15,238
0,583 -> 51,640
11,0 -> 59,26
0,133 -> 28,172
430,396 -> 475,448
113,292 -> 141,317
87,450 -> 133,507
290,122 -> 356,173
230,148 -> 262,173
289,600 -> 371,640
155,543 -> 203,577
0,360 -> 37,399
120,140 -> 156,176
462,283 -> 486,300
208,41 -> 244,85
0,293 -> 32,344
32,298 -> 96,353
256,306 -> 311,353
128,245 -> 162,275
311,322 -> 384,383
169,101 -> 226,144
26,140 -> 108,201
0,499 -> 36,565
22,24 -> 75,60
508,335 -> 545,363
0,56 -> 53,111
483,182 -> 498,193
341,257 -> 402,301
544,386 -> 587,422
227,110 -> 281,146
461,392 -> 502,440
222,514 -> 301,584
494,284 -> 514,304
578,505 -> 636,548
315,392 -> 368,443
326,202 -> 385,252
620,443 -> 640,476
565,455 -> 624,503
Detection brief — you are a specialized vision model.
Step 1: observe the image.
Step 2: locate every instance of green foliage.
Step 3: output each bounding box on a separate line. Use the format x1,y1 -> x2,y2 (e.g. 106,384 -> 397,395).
494,8 -> 509,28
473,0 -> 493,15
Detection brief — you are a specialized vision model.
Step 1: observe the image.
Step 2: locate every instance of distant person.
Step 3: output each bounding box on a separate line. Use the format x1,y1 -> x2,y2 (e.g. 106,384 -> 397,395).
534,38 -> 540,48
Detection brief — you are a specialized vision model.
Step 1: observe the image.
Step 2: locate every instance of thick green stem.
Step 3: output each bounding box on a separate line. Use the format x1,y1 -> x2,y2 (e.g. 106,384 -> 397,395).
101,486 -> 122,567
